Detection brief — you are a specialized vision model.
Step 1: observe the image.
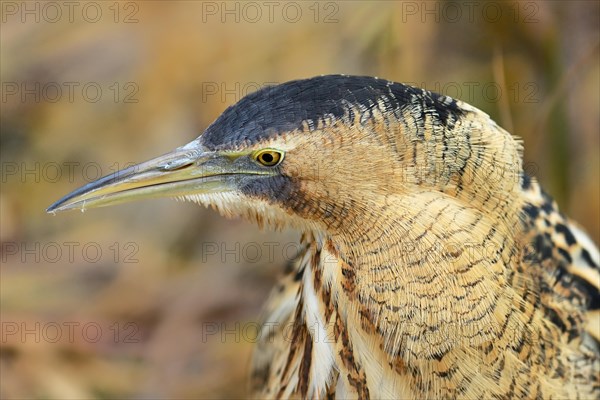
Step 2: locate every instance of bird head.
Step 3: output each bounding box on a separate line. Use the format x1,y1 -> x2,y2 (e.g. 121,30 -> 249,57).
48,75 -> 523,237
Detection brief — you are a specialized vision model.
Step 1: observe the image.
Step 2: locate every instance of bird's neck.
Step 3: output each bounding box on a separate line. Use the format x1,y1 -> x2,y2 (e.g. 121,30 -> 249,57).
312,105 -> 528,279
312,184 -> 529,352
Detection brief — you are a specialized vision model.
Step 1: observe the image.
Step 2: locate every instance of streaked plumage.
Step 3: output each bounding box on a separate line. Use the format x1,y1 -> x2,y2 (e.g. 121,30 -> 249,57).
49,75 -> 599,399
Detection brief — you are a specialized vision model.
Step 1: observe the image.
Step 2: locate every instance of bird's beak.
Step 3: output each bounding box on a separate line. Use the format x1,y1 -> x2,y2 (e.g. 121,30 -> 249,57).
47,144 -> 253,213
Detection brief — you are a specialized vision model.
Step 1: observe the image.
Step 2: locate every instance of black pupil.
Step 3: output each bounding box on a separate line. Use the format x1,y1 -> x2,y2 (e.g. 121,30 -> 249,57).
262,153 -> 274,164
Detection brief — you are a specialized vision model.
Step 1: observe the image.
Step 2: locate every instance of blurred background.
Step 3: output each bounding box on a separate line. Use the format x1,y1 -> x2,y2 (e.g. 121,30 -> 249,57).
1,1 -> 598,398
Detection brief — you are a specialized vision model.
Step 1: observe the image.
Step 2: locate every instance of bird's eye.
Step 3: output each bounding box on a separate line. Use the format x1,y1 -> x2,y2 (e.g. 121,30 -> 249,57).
254,149 -> 284,167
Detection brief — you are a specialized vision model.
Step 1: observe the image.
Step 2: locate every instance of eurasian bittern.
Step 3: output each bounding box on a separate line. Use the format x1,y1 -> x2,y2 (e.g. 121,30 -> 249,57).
48,75 -> 599,399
